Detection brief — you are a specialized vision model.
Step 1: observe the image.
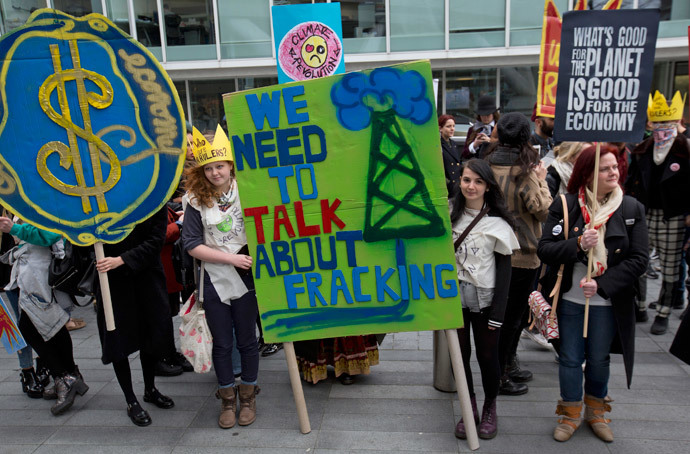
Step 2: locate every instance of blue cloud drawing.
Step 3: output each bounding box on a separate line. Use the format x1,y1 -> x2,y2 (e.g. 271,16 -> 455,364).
330,67 -> 433,131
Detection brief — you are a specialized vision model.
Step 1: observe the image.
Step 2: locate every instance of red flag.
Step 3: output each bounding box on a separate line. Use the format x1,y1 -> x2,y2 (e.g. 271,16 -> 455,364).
574,0 -> 587,10
603,0 -> 622,9
536,0 -> 561,118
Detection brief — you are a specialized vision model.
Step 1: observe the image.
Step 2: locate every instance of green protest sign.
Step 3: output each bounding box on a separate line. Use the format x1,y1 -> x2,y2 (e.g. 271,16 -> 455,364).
224,60 -> 463,343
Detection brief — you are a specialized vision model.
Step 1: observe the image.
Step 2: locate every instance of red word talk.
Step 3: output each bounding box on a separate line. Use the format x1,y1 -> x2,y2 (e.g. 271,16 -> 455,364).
244,198 -> 346,244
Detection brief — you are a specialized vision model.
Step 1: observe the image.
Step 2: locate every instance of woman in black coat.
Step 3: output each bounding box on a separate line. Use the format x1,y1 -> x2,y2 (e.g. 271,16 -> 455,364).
439,114 -> 462,197
538,145 -> 648,443
95,207 -> 176,426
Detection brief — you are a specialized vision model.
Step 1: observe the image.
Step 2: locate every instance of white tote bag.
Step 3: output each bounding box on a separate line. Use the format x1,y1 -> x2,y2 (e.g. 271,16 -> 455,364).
179,262 -> 213,373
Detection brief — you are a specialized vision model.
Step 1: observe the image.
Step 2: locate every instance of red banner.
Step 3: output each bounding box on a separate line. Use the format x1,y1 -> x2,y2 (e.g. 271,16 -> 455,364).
603,0 -> 622,10
536,0 -> 561,118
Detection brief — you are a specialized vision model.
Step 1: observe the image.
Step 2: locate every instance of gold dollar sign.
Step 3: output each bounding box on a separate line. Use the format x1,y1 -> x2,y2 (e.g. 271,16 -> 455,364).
36,40 -> 121,214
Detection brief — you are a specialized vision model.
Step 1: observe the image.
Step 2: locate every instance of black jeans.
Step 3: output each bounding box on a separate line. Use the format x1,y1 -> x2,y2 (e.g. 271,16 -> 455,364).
457,308 -> 501,401
498,267 -> 538,372
18,313 -> 75,377
203,271 -> 259,386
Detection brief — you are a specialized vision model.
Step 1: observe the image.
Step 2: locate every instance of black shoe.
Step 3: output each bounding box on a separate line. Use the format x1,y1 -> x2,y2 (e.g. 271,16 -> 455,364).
173,352 -> 194,372
143,388 -> 175,409
506,354 -> 533,383
672,301 -> 686,310
127,401 -> 152,426
51,372 -> 88,415
635,308 -> 649,323
648,301 -> 658,310
339,373 -> 355,385
154,359 -> 183,377
261,343 -> 283,357
20,368 -> 44,399
650,315 -> 669,335
498,377 -> 528,396
35,357 -> 50,387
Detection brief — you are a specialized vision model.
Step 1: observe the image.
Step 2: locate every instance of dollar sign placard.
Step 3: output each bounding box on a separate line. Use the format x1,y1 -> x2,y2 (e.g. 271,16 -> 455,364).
36,40 -> 121,214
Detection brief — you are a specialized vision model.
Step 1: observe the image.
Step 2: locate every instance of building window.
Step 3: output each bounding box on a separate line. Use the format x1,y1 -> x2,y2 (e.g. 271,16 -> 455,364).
237,77 -> 279,92
449,0 -> 505,49
390,0 -> 443,52
334,0 -> 386,53
218,0 -> 272,59
52,0 -> 102,16
160,0 -> 216,61
189,79 -> 235,133
510,0 -> 567,46
445,68 -> 498,132
0,0 -> 45,34
500,66 -> 538,118
105,1 -> 164,60
174,80 -> 189,124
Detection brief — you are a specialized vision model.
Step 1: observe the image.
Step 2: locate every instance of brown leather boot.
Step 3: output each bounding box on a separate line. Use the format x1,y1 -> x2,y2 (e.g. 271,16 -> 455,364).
216,387 -> 237,429
584,394 -> 613,442
553,400 -> 582,442
237,384 -> 260,426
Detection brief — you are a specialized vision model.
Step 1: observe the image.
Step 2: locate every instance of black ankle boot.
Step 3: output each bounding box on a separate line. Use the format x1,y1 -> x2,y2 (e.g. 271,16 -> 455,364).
498,376 -> 528,395
35,357 -> 50,387
20,368 -> 44,399
51,372 -> 89,415
506,354 -> 533,383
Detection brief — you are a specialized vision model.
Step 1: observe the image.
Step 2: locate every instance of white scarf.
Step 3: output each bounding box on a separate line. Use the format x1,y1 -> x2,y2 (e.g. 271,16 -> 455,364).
578,185 -> 623,277
652,121 -> 678,165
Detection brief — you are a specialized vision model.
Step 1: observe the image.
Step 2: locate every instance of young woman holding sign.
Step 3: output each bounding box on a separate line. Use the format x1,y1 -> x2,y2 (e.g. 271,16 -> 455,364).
450,159 -> 519,440
181,127 -> 261,429
538,146 -> 648,442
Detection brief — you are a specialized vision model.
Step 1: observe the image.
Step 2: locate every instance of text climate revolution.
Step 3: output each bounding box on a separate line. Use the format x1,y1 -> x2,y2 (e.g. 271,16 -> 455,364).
230,84 -> 459,311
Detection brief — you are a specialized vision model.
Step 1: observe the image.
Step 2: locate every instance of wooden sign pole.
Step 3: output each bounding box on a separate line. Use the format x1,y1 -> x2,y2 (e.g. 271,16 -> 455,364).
94,242 -> 116,331
284,341 -> 311,434
445,329 -> 480,451
583,142 -> 601,338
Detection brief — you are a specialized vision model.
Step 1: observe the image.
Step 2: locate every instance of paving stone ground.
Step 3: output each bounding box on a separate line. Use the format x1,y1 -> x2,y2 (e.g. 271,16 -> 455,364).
1,274 -> 688,453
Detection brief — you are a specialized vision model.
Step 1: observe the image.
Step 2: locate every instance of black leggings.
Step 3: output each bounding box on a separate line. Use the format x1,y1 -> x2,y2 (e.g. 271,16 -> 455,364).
112,352 -> 157,404
498,267 -> 538,371
18,314 -> 75,377
457,308 -> 501,401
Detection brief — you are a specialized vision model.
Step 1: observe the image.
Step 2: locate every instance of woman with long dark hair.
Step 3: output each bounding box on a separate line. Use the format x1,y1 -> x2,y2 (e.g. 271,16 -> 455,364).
538,145 -> 648,442
484,112 -> 552,395
450,159 -> 519,440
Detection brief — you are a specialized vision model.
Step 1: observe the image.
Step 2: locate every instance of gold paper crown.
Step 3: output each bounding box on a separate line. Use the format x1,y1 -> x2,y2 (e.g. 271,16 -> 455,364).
647,91 -> 686,122
191,124 -> 233,167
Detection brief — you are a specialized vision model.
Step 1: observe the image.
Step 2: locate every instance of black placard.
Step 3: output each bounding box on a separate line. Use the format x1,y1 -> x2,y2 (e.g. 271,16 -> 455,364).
554,9 -> 660,143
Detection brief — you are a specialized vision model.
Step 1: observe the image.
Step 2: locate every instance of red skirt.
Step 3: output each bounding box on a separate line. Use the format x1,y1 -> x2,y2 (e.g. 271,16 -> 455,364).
294,335 -> 380,384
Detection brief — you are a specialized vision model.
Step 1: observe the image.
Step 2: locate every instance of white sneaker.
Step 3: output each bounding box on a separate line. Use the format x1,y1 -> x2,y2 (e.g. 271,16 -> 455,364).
522,328 -> 553,351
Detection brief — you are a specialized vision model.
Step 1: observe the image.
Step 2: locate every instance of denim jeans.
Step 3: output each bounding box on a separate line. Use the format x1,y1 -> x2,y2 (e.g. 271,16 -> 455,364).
3,290 -> 34,369
558,299 -> 616,402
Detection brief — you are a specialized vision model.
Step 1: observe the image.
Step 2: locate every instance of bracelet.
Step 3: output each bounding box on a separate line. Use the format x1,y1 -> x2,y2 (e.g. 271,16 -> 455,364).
577,235 -> 588,252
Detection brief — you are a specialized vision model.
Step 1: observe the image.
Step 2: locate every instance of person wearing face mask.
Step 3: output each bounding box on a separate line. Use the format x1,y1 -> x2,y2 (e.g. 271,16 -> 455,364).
625,91 -> 690,335
439,114 -> 462,196
463,95 -> 499,160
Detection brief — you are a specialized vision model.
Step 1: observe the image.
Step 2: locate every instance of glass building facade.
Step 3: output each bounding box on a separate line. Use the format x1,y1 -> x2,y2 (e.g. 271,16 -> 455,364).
3,0 -> 687,135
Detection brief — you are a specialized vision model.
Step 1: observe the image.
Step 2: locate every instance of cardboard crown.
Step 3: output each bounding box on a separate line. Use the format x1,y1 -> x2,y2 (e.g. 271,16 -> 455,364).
647,90 -> 686,123
191,124 -> 233,166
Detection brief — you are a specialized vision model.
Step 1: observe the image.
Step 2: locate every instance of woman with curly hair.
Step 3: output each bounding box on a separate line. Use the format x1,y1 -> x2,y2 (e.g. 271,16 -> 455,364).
181,128 -> 260,429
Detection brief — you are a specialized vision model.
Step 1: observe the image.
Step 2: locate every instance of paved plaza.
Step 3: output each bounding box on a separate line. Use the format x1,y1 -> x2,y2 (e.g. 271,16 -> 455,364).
1,277 -> 689,453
